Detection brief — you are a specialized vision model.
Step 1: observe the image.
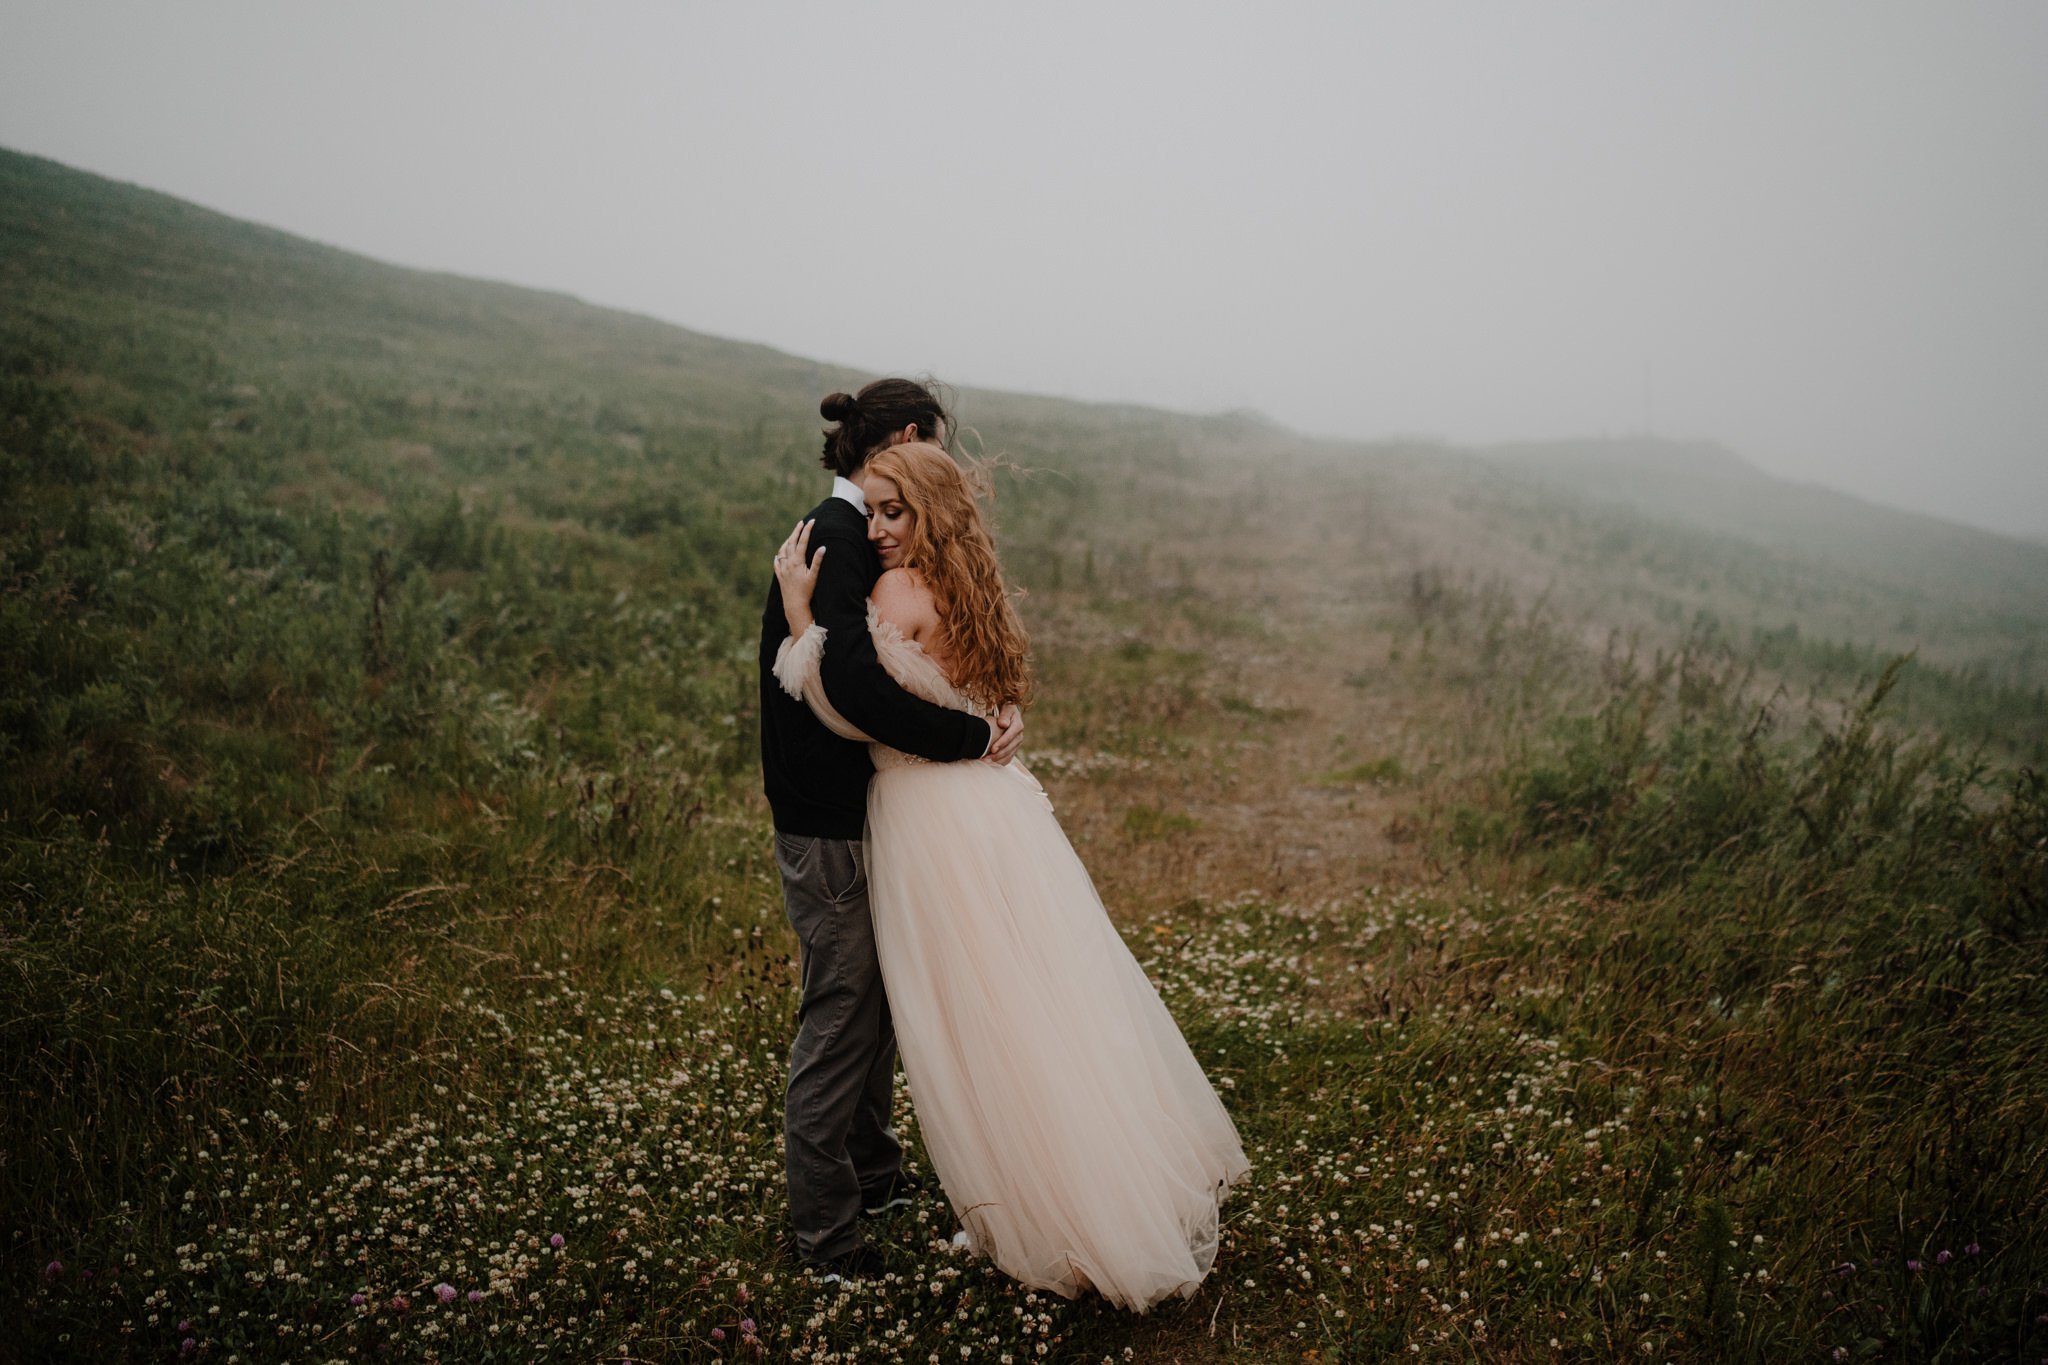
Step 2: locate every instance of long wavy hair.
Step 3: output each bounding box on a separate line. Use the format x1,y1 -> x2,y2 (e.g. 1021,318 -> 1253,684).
864,441 -> 1035,711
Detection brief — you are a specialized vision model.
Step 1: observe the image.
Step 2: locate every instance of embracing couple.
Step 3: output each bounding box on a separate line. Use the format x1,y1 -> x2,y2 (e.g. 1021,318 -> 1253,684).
756,377 -> 1249,1312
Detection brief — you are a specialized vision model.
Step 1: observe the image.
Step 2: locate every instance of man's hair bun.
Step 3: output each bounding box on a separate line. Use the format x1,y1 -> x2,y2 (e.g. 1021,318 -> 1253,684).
817,377 -> 951,477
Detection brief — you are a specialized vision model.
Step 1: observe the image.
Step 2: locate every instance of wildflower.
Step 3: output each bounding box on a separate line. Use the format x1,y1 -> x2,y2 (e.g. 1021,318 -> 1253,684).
468,1290 -> 485,1303
741,1317 -> 757,1334
1836,1261 -> 1855,1276
180,1340 -> 196,1358
390,1294 -> 411,1312
349,1294 -> 366,1308
1832,1350 -> 1848,1362
42,1261 -> 62,1281
550,1233 -> 566,1249
435,1283 -> 457,1305
1965,1242 -> 1982,1256
1906,1259 -> 1923,1272
711,1328 -> 726,1342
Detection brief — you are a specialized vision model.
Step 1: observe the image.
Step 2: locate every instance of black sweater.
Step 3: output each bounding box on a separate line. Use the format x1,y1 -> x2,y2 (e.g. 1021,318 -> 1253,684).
758,495 -> 993,838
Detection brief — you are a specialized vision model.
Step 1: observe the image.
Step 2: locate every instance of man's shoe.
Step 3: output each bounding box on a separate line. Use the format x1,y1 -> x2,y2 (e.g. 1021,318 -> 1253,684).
809,1244 -> 887,1285
859,1169 -> 928,1217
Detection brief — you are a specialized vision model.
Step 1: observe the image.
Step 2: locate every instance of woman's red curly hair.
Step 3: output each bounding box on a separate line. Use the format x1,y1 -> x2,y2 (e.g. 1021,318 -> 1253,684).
864,441 -> 1035,712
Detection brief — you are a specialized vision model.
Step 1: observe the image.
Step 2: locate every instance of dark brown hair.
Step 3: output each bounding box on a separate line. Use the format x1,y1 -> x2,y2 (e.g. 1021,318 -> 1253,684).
818,377 -> 953,477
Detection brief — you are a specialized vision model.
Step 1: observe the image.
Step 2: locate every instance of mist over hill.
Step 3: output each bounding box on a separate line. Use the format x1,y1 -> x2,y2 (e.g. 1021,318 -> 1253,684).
1482,435 -> 2048,606
0,144 -> 1260,469
4,141 -> 2044,743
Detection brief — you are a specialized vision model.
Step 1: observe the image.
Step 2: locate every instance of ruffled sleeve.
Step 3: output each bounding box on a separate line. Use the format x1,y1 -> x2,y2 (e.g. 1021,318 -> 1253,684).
773,624 -> 871,742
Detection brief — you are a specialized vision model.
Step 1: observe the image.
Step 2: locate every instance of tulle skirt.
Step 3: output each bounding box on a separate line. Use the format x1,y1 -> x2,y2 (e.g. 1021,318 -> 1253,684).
865,756 -> 1251,1311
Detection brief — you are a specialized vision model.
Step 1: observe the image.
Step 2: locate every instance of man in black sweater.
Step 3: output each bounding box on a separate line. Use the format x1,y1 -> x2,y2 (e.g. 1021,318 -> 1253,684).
759,381 -> 1023,1279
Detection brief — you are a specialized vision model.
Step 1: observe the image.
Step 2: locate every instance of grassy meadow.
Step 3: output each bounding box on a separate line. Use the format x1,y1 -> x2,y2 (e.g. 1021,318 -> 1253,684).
4,147 -> 2046,1363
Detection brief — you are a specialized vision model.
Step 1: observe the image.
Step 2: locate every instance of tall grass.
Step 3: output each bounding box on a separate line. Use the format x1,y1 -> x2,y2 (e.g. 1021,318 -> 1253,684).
1476,639 -> 2048,1357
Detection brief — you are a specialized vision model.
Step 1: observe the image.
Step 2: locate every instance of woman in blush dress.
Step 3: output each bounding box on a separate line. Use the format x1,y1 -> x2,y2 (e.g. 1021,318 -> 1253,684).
769,440 -> 1250,1312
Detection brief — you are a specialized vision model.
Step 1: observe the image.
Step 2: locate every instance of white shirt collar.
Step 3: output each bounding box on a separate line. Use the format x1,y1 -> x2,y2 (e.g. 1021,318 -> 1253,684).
831,475 -> 868,514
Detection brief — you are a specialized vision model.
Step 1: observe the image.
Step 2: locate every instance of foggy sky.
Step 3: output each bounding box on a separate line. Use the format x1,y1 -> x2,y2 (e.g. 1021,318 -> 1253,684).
4,1 -> 2045,538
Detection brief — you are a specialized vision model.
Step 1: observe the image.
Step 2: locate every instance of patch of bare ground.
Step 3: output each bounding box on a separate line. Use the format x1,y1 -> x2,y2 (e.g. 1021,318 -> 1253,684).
1025,475 -> 1467,927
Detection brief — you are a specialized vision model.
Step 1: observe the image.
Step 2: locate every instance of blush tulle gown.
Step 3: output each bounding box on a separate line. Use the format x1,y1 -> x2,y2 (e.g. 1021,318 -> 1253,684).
776,606 -> 1251,1311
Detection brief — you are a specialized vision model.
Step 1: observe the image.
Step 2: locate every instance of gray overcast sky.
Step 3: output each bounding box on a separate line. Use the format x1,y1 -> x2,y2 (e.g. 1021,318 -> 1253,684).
4,1 -> 2046,538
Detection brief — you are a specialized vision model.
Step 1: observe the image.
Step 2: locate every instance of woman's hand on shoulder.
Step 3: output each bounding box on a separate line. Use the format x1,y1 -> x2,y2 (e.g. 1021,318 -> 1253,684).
773,519 -> 824,631
870,567 -> 940,642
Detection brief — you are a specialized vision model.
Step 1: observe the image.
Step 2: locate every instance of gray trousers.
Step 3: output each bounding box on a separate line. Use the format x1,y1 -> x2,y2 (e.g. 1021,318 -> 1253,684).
774,831 -> 904,1262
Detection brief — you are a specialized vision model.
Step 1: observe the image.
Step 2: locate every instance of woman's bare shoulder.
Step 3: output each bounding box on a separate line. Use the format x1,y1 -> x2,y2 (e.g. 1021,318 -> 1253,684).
870,567 -> 940,634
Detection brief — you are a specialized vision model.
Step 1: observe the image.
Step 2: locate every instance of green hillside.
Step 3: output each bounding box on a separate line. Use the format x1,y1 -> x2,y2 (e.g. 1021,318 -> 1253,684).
1481,435 -> 2048,661
0,144 -> 1279,853
4,147 -> 2045,1362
